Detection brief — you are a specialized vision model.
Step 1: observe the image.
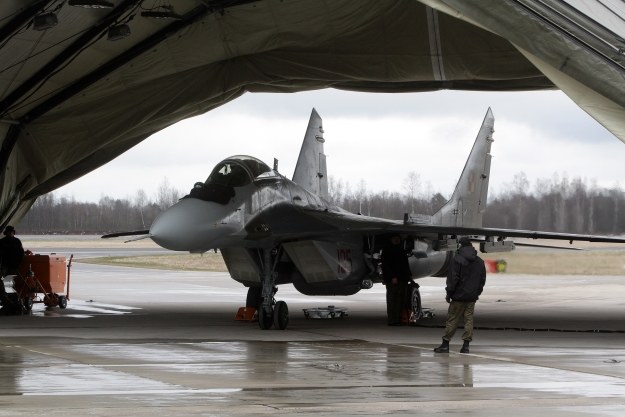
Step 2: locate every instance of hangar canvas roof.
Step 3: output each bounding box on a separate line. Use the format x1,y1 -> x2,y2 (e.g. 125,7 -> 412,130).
1,0 -> 624,226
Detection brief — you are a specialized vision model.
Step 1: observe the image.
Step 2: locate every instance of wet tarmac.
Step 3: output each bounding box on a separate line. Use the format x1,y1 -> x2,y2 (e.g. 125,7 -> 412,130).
1,261 -> 625,416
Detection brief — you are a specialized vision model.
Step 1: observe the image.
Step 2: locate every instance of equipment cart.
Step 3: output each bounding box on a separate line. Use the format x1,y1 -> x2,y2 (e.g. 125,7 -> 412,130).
303,305 -> 348,319
13,254 -> 73,312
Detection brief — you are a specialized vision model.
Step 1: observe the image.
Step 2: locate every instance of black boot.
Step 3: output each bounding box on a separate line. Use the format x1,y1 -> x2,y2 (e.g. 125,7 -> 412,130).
433,339 -> 449,353
460,340 -> 470,353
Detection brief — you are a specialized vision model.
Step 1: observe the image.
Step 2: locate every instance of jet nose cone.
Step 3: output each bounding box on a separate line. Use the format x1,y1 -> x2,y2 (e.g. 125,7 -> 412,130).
150,198 -> 239,251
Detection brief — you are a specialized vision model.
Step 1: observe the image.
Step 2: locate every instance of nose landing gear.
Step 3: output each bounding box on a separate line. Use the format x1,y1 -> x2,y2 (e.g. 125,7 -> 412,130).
256,247 -> 289,330
256,293 -> 289,330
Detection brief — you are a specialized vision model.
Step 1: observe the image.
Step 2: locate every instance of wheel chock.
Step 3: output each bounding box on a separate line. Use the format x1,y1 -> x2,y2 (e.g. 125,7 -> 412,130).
235,307 -> 257,321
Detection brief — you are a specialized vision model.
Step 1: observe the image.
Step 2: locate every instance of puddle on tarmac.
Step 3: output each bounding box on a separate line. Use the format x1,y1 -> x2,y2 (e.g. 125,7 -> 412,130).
2,341 -> 625,400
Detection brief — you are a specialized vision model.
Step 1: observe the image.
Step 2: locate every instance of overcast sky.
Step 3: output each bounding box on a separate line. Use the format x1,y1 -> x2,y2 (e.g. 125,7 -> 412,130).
55,88 -> 625,203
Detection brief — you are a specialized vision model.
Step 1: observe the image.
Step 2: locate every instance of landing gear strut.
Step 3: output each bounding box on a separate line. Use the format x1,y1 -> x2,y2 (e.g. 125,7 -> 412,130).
256,247 -> 289,330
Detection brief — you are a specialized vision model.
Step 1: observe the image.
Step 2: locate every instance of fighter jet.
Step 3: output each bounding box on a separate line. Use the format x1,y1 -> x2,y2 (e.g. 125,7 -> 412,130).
105,108 -> 625,330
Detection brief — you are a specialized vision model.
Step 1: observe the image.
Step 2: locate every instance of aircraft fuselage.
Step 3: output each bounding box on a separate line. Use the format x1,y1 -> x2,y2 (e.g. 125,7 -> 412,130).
149,156 -> 449,296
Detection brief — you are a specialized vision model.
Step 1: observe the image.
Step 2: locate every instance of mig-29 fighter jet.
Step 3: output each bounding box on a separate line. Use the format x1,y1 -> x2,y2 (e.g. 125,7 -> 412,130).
105,108 -> 625,330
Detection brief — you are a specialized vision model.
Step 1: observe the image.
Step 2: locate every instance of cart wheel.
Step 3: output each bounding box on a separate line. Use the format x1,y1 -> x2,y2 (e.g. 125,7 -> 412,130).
22,298 -> 33,312
44,293 -> 58,308
58,295 -> 67,309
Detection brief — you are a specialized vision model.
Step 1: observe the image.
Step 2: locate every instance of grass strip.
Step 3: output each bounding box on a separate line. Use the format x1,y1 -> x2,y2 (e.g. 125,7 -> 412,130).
79,252 -> 228,272
77,249 -> 625,275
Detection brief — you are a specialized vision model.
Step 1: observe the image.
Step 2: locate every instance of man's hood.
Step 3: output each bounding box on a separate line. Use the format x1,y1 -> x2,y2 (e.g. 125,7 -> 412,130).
455,245 -> 478,264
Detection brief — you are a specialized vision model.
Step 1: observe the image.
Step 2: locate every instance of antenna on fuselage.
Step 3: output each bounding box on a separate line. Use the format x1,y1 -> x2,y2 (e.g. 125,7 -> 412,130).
273,158 -> 279,172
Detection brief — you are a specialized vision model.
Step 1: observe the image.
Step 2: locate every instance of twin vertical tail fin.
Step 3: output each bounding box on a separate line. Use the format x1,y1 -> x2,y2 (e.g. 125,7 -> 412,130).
292,107 -> 493,224
292,108 -> 328,199
432,108 -> 495,228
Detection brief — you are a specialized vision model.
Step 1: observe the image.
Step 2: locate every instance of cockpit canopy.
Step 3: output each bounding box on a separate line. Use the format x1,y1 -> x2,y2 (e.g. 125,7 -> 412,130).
207,156 -> 271,187
186,156 -> 272,204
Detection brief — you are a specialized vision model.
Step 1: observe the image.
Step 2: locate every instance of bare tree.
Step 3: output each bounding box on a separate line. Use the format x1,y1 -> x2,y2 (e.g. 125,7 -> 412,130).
355,179 -> 369,215
328,176 -> 345,206
135,189 -> 148,229
156,178 -> 179,210
403,171 -> 421,214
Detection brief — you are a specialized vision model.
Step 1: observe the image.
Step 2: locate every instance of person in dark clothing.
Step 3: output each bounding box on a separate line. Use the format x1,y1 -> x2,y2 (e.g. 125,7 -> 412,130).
434,237 -> 486,353
381,234 -> 412,325
0,225 -> 25,308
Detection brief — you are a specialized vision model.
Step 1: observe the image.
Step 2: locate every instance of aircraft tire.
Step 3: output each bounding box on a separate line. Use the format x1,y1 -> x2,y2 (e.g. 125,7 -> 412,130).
273,301 -> 289,330
410,286 -> 422,321
246,286 -> 261,309
258,305 -> 273,330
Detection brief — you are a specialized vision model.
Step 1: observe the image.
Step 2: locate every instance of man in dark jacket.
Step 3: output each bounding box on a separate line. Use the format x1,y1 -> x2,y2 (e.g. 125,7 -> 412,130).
0,225 -> 25,309
381,234 -> 412,325
434,237 -> 486,353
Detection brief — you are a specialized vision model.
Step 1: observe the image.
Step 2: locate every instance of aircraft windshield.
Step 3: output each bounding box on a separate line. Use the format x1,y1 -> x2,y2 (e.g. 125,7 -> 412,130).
206,156 -> 271,186
185,156 -> 271,204
207,161 -> 252,187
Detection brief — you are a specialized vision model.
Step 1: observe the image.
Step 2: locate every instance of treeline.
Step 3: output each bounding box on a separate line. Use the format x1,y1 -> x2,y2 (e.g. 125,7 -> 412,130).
485,173 -> 625,235
328,173 -> 625,235
19,179 -> 181,234
17,173 -> 625,236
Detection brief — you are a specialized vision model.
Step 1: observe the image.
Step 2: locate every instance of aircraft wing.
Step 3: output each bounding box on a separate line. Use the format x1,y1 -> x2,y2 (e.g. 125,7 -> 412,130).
393,225 -> 625,244
276,208 -> 625,245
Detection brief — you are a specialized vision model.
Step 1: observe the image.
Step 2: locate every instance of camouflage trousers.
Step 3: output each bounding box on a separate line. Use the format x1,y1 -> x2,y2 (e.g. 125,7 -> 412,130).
443,300 -> 476,342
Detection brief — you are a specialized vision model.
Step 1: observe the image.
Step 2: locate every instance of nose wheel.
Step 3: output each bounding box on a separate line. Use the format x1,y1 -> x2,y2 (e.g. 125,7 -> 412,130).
257,300 -> 289,330
273,300 -> 289,330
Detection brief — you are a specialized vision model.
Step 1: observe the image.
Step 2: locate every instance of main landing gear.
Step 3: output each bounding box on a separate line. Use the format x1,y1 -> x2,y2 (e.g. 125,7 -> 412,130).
408,282 -> 422,322
252,247 -> 289,330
